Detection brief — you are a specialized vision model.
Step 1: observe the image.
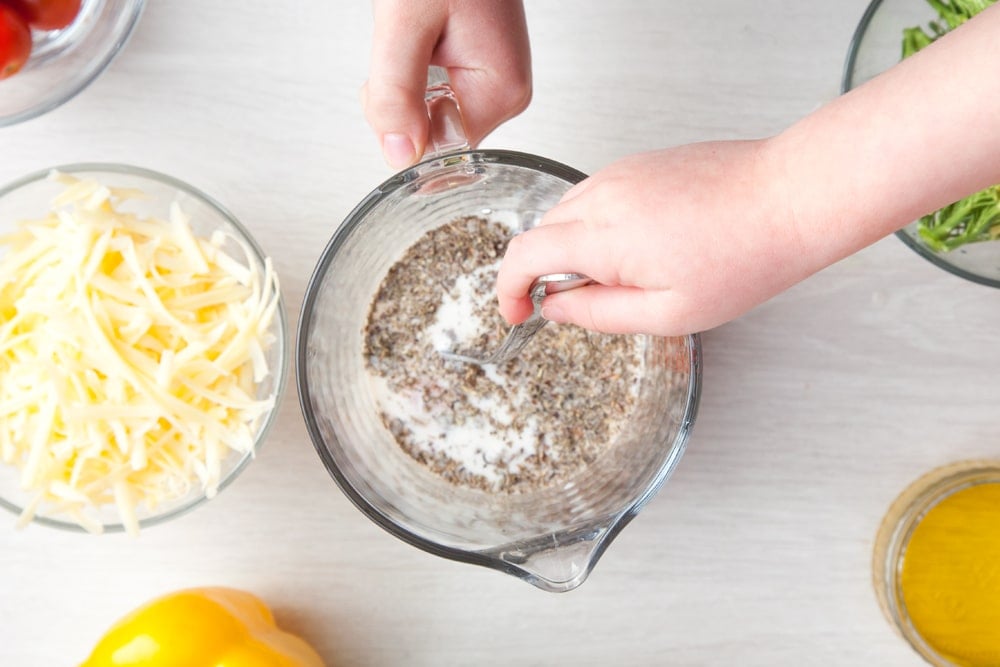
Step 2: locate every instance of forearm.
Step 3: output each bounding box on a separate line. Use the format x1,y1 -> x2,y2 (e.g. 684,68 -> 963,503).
765,3 -> 1000,268
495,3 -> 1000,336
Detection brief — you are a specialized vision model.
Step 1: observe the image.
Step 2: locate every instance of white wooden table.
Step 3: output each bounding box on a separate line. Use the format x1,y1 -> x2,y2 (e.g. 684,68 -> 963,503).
3,1 -> 993,664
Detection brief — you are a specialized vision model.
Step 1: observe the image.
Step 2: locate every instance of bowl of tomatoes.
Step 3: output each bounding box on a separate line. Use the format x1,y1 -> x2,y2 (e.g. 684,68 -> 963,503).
0,0 -> 144,127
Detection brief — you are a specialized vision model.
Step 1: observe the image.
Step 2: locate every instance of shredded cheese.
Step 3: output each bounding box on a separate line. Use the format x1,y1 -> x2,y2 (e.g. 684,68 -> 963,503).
0,172 -> 281,536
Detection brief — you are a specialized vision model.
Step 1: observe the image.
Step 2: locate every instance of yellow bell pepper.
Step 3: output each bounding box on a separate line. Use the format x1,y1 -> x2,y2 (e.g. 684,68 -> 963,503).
80,587 -> 325,667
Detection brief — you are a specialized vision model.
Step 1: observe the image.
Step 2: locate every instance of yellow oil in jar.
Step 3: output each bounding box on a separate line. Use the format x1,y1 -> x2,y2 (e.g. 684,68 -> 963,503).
899,481 -> 1000,666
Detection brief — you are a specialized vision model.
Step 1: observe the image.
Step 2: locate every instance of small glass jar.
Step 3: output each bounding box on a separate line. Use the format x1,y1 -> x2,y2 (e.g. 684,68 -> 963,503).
873,460 -> 1000,666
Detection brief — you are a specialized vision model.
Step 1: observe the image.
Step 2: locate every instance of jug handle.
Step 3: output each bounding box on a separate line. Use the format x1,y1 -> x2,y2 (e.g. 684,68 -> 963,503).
424,66 -> 471,159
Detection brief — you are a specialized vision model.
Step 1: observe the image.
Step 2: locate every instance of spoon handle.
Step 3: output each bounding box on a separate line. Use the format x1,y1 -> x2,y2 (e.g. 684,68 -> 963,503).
478,273 -> 594,365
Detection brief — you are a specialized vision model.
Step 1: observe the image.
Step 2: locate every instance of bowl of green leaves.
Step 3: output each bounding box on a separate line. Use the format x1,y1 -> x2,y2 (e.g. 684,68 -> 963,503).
843,0 -> 1000,287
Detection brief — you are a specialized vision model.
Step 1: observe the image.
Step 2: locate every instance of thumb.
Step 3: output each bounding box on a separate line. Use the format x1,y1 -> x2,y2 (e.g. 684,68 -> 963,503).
362,78 -> 428,170
365,4 -> 444,169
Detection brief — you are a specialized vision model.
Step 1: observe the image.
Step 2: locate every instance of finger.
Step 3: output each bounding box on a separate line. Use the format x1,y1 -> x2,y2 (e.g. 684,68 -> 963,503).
499,181 -> 626,315
447,66 -> 532,148
540,285 -> 677,336
435,2 -> 532,146
497,219 -> 626,323
366,2 -> 444,168
552,176 -> 595,208
534,184 -> 600,228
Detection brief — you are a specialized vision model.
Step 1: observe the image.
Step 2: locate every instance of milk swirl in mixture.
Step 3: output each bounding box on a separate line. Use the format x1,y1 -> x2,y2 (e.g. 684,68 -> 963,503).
363,215 -> 643,493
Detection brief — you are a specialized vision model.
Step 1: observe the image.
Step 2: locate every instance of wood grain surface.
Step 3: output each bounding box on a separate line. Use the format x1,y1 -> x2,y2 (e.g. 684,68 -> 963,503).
2,1 -> 990,664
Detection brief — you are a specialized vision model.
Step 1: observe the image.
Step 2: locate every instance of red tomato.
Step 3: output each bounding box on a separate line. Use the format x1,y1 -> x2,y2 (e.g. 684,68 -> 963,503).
0,5 -> 31,80
6,0 -> 82,31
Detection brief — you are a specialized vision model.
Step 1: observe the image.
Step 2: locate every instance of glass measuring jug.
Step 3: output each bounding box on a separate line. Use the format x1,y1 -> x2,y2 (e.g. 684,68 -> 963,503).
296,68 -> 702,592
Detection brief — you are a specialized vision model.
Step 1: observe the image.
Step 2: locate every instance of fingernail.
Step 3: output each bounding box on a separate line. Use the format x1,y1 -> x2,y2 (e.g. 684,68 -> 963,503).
541,304 -> 565,322
382,133 -> 415,170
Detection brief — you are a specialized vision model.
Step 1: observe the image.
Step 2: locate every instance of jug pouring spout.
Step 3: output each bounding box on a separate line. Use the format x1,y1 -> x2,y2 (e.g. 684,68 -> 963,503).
484,517 -> 633,593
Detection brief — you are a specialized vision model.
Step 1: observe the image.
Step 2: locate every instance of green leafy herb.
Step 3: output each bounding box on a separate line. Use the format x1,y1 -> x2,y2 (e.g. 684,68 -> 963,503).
902,0 -> 999,251
917,185 -> 1000,252
903,0 -> 996,57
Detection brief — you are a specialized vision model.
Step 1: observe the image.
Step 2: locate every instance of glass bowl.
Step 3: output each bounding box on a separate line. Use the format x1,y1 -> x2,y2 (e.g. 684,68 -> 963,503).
297,148 -> 702,592
843,0 -> 1000,287
873,460 -> 1000,666
0,163 -> 288,534
0,0 -> 145,127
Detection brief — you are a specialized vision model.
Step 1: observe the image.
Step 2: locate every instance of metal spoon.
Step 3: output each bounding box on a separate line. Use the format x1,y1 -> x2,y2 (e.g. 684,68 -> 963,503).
443,273 -> 594,367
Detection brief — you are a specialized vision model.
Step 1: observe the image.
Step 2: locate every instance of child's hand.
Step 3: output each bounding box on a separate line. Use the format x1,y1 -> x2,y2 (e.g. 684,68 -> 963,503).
497,140 -> 812,337
495,1 -> 1000,338
362,0 -> 531,169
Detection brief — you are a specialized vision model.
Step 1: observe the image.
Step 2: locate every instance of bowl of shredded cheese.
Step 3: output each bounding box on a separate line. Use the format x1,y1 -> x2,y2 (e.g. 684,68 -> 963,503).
0,163 -> 287,535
